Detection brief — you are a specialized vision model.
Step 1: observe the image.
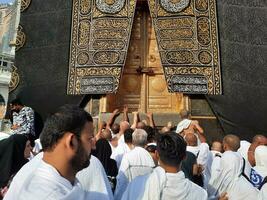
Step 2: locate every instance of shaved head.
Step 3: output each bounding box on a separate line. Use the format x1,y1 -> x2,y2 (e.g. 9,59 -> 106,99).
211,141 -> 223,153
223,134 -> 240,152
184,133 -> 198,147
137,122 -> 146,129
252,135 -> 267,146
161,126 -> 170,133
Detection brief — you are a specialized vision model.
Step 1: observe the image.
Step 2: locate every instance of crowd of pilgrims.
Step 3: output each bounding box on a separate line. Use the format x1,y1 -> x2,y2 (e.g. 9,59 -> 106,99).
0,105 -> 266,200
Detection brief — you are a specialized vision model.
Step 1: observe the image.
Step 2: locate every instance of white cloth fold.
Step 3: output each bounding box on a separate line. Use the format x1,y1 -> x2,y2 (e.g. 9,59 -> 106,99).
176,119 -> 191,133
238,140 -> 251,161
122,166 -> 207,200
210,151 -> 258,200
114,146 -> 155,200
254,145 -> 267,177
258,183 -> 267,200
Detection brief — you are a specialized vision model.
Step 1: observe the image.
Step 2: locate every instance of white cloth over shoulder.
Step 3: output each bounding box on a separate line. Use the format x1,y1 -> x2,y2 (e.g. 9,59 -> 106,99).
258,183 -> 267,200
33,138 -> 42,154
111,143 -> 131,169
210,151 -> 258,200
122,166 -> 207,200
254,145 -> 267,177
4,153 -> 110,200
76,155 -> 113,200
238,140 -> 251,161
176,119 -> 191,133
4,159 -> 93,200
114,146 -> 155,200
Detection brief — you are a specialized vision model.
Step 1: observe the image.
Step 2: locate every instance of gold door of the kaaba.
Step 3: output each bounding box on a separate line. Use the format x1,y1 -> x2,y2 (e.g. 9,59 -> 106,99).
106,1 -> 186,113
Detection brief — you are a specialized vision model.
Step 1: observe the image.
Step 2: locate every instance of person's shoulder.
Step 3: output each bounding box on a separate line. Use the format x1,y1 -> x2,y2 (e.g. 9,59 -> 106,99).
189,180 -> 208,198
191,120 -> 200,125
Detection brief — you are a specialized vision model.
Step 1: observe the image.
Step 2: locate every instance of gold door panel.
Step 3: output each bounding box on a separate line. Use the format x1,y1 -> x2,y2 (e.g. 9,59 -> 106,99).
106,1 -> 186,113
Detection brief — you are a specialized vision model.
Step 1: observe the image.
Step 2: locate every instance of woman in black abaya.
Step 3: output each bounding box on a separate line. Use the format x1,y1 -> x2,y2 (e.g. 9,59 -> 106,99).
93,138 -> 118,192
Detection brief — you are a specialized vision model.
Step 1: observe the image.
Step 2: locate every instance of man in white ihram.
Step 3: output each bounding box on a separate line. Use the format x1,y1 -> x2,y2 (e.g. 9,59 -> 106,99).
121,132 -> 207,200
4,105 -> 107,200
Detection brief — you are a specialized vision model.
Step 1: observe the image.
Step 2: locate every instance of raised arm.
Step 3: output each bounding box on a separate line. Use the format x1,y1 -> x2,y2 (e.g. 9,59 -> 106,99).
106,109 -> 120,130
122,105 -> 129,122
130,112 -> 139,129
146,112 -> 155,128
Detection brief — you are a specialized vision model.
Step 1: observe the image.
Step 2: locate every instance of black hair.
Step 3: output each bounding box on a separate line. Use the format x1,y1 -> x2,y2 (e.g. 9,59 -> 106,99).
124,128 -> 134,143
40,104 -> 93,151
157,131 -> 187,167
10,98 -> 23,106
143,125 -> 156,143
146,144 -> 157,153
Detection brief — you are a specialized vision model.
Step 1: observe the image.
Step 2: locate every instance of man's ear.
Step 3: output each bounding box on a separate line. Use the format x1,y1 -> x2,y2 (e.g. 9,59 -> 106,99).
65,133 -> 78,151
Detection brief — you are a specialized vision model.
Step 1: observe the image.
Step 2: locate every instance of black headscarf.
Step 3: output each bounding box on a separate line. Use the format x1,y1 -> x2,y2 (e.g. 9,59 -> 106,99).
0,134 -> 29,187
93,139 -> 118,177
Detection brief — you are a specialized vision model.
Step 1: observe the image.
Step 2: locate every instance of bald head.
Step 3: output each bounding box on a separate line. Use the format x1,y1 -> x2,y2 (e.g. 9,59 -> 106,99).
111,123 -> 120,134
184,133 -> 198,146
161,126 -> 170,133
252,135 -> 267,146
223,134 -> 240,152
211,141 -> 223,153
137,122 -> 146,129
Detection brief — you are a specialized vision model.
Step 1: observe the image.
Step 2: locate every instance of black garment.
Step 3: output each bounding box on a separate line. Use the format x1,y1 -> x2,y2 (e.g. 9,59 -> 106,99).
181,151 -> 203,187
181,151 -> 196,181
93,139 -> 118,191
0,134 -> 29,188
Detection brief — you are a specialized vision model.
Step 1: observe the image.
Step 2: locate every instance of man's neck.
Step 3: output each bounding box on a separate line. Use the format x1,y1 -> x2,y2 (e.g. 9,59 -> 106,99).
159,162 -> 180,173
43,151 -> 76,185
126,143 -> 134,150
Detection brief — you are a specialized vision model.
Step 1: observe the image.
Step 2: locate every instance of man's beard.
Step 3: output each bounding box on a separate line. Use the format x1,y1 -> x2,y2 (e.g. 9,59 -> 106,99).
71,144 -> 90,172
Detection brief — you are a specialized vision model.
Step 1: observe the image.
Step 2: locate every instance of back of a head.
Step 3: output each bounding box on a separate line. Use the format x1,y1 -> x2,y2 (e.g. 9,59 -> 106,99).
143,126 -> 155,143
137,122 -> 146,129
124,128 -> 134,144
252,135 -> 267,146
211,141 -> 223,153
161,126 -> 170,133
180,109 -> 190,119
157,132 -> 186,167
132,129 -> 147,147
223,134 -> 240,151
40,104 -> 93,151
111,123 -> 120,134
184,133 -> 198,146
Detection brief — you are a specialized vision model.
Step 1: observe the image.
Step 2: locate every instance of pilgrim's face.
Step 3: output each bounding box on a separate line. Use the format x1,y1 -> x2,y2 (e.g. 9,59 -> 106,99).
71,121 -> 94,171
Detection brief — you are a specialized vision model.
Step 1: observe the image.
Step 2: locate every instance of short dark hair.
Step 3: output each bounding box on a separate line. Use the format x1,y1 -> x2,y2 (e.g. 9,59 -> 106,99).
124,128 -> 134,143
40,105 -> 93,151
143,126 -> 156,143
10,98 -> 23,106
157,132 -> 186,167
